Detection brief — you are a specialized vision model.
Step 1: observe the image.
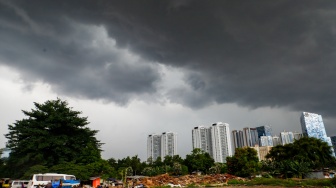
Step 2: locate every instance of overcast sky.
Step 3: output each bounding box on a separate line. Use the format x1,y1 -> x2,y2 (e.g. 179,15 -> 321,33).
1,0 -> 336,161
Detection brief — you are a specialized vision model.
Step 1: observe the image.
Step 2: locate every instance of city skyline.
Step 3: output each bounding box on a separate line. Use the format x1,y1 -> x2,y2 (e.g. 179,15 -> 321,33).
1,111 -> 335,161
1,1 -> 336,161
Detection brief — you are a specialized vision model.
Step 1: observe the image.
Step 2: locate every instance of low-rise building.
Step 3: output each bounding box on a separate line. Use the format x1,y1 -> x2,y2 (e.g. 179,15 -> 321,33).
251,145 -> 273,161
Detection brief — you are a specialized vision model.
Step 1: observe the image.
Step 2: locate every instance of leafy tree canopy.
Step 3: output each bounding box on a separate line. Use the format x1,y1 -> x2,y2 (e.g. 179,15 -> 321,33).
4,99 -> 103,178
266,137 -> 335,169
184,148 -> 214,174
226,147 -> 260,177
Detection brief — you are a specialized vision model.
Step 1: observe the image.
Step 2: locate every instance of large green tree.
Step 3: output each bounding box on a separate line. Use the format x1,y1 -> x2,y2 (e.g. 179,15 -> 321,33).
5,99 -> 103,178
226,147 -> 260,177
184,148 -> 214,174
266,137 -> 335,170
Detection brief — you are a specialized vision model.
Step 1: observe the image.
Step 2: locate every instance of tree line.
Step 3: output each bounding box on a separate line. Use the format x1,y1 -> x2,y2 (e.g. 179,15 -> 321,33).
0,99 -> 335,180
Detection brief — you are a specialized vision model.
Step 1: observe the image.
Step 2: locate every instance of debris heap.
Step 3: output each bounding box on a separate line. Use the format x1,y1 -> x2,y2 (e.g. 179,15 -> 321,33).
131,173 -> 246,187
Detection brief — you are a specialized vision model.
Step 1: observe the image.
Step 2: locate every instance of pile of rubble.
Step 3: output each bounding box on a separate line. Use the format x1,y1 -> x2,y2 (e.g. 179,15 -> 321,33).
132,173 -> 246,187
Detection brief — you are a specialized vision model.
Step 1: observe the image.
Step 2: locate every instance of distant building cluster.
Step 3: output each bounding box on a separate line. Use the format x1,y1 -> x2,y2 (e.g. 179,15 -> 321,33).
147,111 -> 336,163
232,125 -> 302,149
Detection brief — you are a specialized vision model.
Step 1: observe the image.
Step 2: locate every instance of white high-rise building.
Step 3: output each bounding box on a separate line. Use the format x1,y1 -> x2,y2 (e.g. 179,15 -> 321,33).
260,136 -> 273,146
192,126 -> 211,154
148,132 -> 178,162
210,122 -> 232,163
192,122 -> 233,163
161,132 -> 178,158
147,134 -> 162,161
280,131 -> 294,145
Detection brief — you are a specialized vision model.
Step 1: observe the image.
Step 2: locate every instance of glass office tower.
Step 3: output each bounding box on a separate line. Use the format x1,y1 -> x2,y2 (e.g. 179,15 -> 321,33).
256,125 -> 272,137
300,112 -> 335,156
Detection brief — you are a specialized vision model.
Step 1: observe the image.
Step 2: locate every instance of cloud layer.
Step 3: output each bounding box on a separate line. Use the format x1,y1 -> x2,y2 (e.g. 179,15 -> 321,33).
1,0 -> 336,117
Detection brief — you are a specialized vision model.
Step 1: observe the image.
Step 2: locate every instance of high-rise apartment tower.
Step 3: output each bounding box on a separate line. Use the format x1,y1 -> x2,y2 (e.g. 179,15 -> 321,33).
161,132 -> 178,158
192,126 -> 212,154
210,122 -> 232,163
192,122 -> 232,163
147,132 -> 178,162
147,134 -> 162,161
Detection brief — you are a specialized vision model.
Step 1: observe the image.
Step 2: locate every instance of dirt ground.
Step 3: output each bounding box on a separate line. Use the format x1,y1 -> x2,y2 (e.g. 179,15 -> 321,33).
129,173 -> 244,187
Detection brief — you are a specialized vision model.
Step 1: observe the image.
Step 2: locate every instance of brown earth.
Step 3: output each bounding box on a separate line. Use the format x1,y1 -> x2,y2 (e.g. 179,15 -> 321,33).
128,173 -> 246,187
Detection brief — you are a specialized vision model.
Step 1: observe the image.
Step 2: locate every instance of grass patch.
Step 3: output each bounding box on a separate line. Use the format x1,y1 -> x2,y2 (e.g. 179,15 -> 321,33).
228,177 -> 336,187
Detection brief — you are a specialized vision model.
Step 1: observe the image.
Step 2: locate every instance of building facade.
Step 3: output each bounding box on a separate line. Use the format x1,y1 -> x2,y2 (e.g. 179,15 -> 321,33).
232,130 -> 244,149
272,135 -> 281,146
280,131 -> 294,145
147,134 -> 162,161
260,136 -> 273,146
192,122 -> 232,163
251,145 -> 273,161
300,112 -> 335,156
192,126 -> 211,154
249,127 -> 259,146
293,132 -> 303,140
210,122 -> 232,163
147,132 -> 178,162
256,125 -> 272,137
161,132 -> 178,158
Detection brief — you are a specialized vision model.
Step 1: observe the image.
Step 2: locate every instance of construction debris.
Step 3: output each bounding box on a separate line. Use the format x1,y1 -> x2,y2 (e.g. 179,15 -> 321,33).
128,173 -> 246,187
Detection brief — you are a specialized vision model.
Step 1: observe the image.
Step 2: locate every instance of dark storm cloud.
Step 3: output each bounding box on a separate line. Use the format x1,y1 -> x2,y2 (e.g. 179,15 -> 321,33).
1,0 -> 336,115
0,0 -> 161,104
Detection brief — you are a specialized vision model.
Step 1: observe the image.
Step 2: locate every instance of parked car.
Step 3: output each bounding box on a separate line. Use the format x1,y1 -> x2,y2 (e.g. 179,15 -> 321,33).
27,173 -> 79,188
11,180 -> 29,188
107,178 -> 123,186
1,178 -> 11,188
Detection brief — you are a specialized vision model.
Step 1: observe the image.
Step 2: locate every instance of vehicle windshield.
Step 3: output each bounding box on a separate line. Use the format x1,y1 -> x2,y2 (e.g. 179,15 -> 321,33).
65,176 -> 76,180
35,176 -> 63,181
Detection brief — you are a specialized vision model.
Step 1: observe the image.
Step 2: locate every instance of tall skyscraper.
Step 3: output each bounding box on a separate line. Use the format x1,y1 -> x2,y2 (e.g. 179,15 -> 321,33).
147,134 -> 162,161
256,125 -> 272,137
300,112 -> 335,156
210,122 -> 232,163
249,127 -> 259,146
192,126 -> 211,154
161,132 -> 178,158
147,132 -> 178,162
192,122 -> 232,163
280,131 -> 294,145
242,127 -> 253,147
232,130 -> 244,149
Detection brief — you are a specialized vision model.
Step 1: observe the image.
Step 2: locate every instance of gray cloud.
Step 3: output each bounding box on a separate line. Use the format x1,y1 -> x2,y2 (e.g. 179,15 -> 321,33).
1,0 -> 336,117
0,2 -> 161,105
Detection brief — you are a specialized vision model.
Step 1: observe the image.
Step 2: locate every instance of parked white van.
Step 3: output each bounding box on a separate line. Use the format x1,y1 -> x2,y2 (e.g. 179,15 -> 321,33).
11,180 -> 30,188
28,173 -> 77,188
